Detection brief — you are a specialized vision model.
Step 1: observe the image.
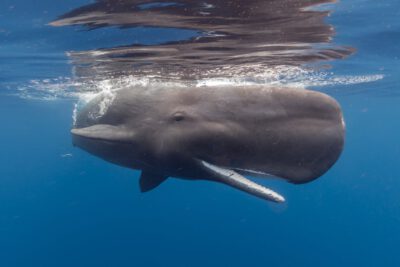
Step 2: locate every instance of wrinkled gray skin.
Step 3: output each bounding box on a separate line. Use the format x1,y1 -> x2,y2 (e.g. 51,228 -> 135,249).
72,86 -> 345,202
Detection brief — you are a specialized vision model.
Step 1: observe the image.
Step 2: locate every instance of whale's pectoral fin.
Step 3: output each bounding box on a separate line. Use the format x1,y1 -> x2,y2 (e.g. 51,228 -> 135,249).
197,160 -> 285,203
139,171 -> 168,192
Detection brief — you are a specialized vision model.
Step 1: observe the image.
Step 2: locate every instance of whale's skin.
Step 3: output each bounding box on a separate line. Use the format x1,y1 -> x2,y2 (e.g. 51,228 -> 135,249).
72,86 -> 345,202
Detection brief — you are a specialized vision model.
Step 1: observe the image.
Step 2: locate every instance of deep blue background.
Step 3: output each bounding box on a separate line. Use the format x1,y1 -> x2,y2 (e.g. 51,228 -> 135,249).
1,1 -> 400,266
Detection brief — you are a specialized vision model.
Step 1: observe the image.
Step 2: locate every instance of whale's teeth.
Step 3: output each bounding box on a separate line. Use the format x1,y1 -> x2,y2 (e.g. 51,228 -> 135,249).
199,160 -> 285,203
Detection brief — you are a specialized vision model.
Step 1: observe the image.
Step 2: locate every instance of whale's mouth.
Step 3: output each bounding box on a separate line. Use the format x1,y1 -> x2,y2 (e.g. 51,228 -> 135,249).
196,160 -> 285,203
71,124 -> 135,143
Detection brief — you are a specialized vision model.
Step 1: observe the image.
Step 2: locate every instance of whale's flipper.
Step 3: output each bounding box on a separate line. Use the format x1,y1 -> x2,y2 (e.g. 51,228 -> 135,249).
139,171 -> 168,192
198,160 -> 285,203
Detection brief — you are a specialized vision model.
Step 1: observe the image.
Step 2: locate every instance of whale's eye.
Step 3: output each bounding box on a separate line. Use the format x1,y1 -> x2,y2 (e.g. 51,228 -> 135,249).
173,112 -> 185,122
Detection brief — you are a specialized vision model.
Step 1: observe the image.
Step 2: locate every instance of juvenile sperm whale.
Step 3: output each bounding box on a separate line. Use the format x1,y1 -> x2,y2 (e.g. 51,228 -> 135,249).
72,86 -> 345,202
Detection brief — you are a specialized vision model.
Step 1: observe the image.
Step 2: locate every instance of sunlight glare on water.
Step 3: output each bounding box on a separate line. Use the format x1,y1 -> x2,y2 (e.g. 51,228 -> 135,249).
12,65 -> 384,101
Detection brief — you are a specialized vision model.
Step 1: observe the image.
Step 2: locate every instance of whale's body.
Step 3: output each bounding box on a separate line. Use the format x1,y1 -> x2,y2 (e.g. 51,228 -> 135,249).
72,86 -> 345,202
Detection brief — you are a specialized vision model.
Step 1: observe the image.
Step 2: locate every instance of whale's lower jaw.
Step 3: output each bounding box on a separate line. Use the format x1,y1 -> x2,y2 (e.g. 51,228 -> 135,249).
197,160 -> 285,203
137,159 -> 286,203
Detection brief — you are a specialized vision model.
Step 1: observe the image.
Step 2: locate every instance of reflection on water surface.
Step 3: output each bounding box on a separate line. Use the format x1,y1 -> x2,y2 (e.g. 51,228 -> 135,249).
51,0 -> 354,81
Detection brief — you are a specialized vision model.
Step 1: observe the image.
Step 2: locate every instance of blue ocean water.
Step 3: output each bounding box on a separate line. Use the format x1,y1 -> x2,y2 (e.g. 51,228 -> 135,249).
1,1 -> 399,266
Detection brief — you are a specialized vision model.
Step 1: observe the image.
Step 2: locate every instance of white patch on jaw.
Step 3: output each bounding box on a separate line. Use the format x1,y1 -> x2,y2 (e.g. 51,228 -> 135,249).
233,168 -> 274,177
200,161 -> 285,203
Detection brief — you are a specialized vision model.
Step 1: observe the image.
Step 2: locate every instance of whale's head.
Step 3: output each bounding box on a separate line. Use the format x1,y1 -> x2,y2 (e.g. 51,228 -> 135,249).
71,87 -> 241,172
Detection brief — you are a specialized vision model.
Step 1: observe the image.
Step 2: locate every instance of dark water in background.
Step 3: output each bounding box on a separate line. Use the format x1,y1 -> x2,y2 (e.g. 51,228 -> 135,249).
0,0 -> 399,266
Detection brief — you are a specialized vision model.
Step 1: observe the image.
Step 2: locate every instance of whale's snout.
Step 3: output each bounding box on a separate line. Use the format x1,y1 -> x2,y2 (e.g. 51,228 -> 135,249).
71,124 -> 135,143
